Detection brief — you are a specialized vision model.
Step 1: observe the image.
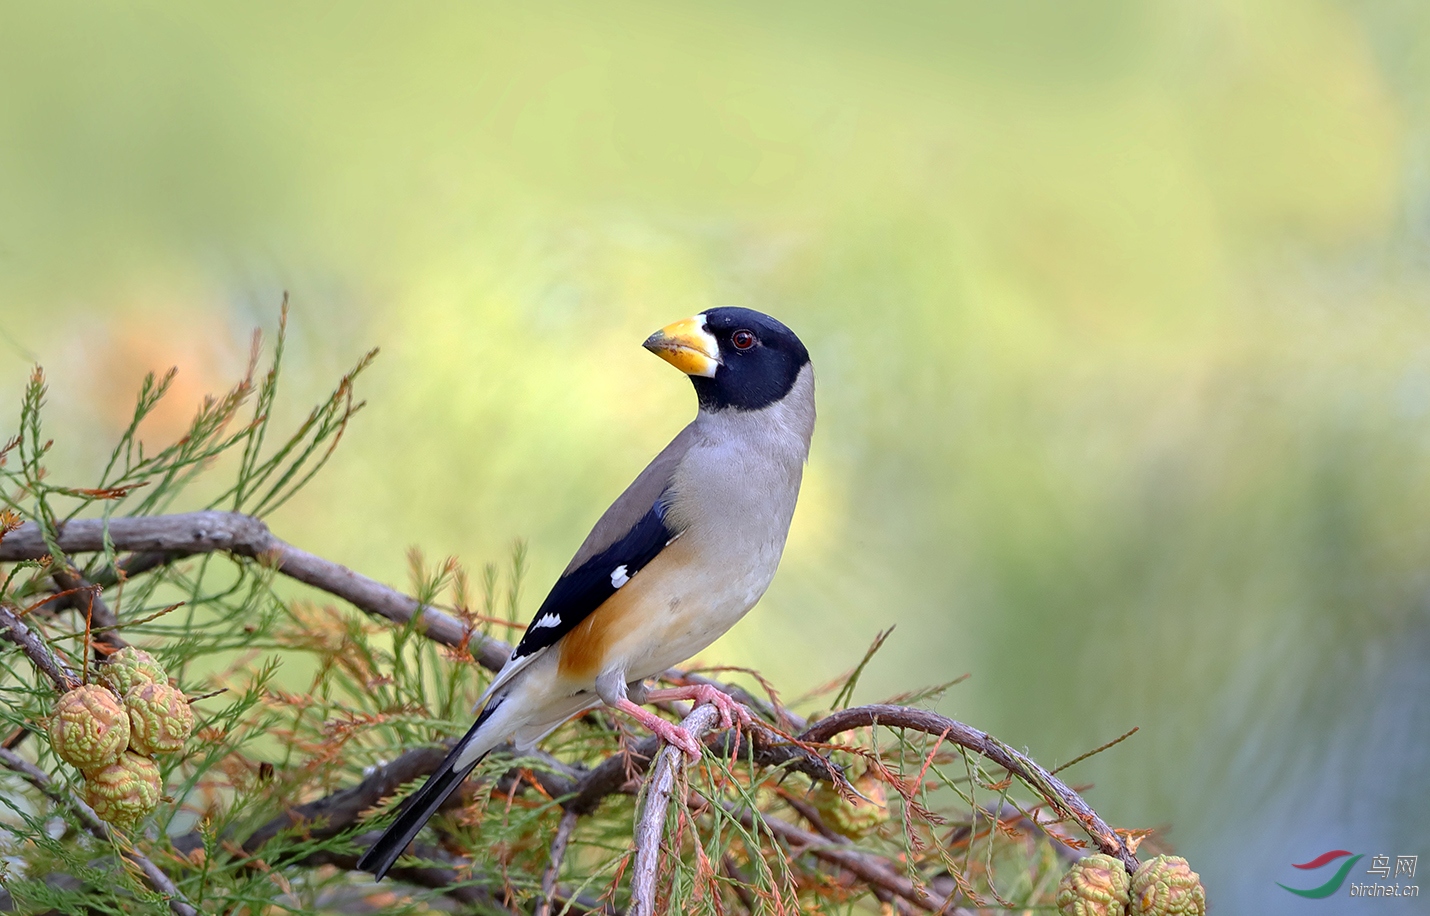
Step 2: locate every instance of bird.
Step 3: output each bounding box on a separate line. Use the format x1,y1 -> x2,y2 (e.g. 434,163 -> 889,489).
357,307 -> 815,881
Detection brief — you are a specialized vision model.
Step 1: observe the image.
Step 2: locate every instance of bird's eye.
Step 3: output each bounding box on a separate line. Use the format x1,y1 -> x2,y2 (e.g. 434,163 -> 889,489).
732,329 -> 756,350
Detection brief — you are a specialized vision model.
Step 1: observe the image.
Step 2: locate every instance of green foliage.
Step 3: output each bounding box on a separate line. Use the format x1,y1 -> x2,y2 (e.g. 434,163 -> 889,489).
0,320 -> 1103,914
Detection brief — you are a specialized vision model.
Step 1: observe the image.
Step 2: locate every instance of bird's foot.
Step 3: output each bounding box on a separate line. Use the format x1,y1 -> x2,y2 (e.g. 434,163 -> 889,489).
613,698 -> 702,760
645,684 -> 754,731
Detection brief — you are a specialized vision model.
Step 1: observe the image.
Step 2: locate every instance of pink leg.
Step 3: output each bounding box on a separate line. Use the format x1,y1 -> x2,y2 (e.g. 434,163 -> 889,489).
613,698 -> 702,759
643,684 -> 753,731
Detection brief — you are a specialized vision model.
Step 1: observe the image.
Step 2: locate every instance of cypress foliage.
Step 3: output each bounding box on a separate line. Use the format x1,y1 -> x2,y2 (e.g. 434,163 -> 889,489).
0,308 -> 1149,915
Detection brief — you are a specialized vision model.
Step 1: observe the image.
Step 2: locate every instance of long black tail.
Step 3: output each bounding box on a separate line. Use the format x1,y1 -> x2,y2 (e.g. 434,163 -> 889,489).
357,704 -> 499,881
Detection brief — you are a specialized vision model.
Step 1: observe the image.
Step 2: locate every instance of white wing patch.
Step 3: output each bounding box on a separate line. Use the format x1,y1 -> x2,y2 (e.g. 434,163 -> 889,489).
610,565 -> 630,588
531,612 -> 562,630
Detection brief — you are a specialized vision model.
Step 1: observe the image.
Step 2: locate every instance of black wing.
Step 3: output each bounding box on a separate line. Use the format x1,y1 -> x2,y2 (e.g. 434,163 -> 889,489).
508,495 -> 676,662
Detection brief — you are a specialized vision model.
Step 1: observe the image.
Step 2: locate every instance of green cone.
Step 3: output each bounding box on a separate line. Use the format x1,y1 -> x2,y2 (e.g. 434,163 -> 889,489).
1130,856 -> 1205,916
83,751 -> 162,828
48,685 -> 129,774
1056,854 -> 1132,916
125,681 -> 194,756
98,647 -> 168,696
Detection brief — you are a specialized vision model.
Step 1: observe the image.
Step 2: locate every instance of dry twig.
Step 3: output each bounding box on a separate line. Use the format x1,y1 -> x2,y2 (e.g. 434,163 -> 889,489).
0,747 -> 197,916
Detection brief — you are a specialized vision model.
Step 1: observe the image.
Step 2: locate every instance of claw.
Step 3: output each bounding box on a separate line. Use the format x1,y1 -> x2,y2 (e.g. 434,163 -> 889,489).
653,721 -> 702,760
645,684 -> 754,732
614,684 -> 754,760
613,698 -> 703,759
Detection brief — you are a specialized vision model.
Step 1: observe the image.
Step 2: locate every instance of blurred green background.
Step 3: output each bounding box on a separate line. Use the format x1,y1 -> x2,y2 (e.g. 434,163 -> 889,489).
2,1 -> 1428,910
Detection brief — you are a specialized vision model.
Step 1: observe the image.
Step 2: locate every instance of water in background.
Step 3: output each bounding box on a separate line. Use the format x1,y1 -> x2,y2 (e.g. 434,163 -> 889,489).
1,3 -> 1427,911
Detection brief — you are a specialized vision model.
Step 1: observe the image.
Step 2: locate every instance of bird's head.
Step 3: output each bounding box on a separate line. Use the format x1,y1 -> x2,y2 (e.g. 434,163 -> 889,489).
643,308 -> 810,411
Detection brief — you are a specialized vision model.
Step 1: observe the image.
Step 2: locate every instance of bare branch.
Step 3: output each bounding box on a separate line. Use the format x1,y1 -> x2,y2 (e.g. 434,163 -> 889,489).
0,514 -> 805,718
0,747 -> 197,916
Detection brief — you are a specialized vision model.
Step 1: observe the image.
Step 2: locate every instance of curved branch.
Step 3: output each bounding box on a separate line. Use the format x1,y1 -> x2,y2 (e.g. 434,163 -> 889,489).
800,704 -> 1139,873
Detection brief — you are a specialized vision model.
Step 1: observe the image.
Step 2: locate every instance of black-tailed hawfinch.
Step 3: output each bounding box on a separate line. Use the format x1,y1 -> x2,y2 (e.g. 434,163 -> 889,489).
358,307 -> 815,880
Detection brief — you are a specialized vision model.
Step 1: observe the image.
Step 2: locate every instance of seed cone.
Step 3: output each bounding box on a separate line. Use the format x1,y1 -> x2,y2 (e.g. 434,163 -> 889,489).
809,772 -> 890,839
1130,856 -> 1205,916
1056,854 -> 1132,916
83,752 -> 162,828
48,685 -> 129,773
98,647 -> 168,696
125,682 -> 193,756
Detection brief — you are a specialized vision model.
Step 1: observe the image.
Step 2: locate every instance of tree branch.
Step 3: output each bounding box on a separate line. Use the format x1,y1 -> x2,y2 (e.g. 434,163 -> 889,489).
727,802 -> 964,914
164,711 -> 829,888
799,705 -> 1139,873
1,511 -> 1141,902
300,833 -> 613,914
564,721 -> 835,818
0,513 -> 810,725
299,836 -> 514,912
0,603 -> 78,692
631,703 -> 721,916
0,747 -> 197,916
0,511 -> 510,670
535,808 -> 579,916
170,742 -> 583,861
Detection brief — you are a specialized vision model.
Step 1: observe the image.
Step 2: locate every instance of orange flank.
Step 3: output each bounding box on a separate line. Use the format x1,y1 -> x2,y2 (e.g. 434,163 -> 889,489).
555,590 -> 636,679
556,537 -> 695,679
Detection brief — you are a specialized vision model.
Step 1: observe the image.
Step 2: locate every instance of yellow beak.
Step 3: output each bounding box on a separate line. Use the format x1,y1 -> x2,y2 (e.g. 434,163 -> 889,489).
643,314 -> 720,378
